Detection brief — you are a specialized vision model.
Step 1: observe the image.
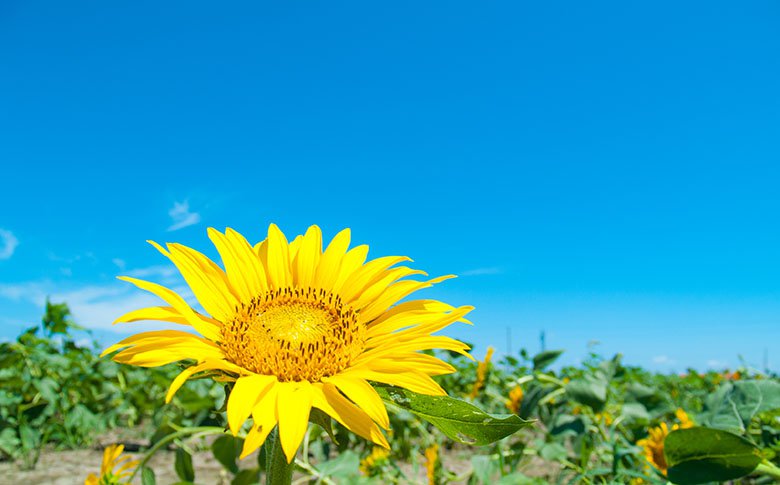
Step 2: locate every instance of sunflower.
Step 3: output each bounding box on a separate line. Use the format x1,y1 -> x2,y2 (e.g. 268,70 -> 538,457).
636,408 -> 694,475
103,224 -> 472,462
505,385 -> 523,414
84,444 -> 139,485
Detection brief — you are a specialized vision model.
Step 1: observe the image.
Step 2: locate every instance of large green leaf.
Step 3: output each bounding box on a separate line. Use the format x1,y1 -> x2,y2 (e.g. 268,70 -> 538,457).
375,385 -> 532,445
703,380 -> 780,432
665,427 -> 762,484
565,377 -> 607,412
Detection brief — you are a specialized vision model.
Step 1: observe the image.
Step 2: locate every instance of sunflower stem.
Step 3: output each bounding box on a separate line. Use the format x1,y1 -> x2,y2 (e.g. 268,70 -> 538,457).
266,427 -> 294,485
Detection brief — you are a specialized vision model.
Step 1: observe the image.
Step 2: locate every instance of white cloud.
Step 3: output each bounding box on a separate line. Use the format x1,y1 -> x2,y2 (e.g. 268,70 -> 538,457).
112,258 -> 126,271
652,355 -> 675,365
461,267 -> 502,276
0,279 -> 197,333
707,359 -> 729,369
124,264 -> 177,279
0,229 -> 19,260
167,201 -> 201,231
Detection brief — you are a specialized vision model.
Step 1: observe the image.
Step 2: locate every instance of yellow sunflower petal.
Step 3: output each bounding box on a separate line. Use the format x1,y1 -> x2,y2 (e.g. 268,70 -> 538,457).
332,244 -> 369,292
338,255 -> 412,303
227,374 -> 277,435
266,223 -> 292,289
240,381 -> 281,459
165,243 -> 239,321
345,368 -> 446,396
312,383 -> 389,448
313,228 -> 351,289
166,361 -> 213,403
294,225 -> 322,288
208,228 -> 267,301
116,276 -> 221,341
326,374 -> 390,429
359,276 -> 455,324
113,306 -> 189,325
276,381 -> 313,463
101,330 -> 224,367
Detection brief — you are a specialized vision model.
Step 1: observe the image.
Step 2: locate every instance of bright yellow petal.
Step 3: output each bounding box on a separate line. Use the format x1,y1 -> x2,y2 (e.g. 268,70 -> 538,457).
208,228 -> 267,302
276,381 -> 313,463
266,223 -> 292,289
116,276 -> 221,341
366,306 -> 473,345
311,383 -> 389,448
359,276 -> 455,323
113,306 -> 189,326
165,361 -> 213,402
326,374 -> 389,429
166,243 -> 238,321
351,267 -> 428,311
338,255 -> 412,303
227,374 -> 277,435
294,225 -> 322,288
240,381 -> 281,459
345,368 -> 446,396
313,228 -> 351,289
102,330 -> 224,366
332,244 -> 369,292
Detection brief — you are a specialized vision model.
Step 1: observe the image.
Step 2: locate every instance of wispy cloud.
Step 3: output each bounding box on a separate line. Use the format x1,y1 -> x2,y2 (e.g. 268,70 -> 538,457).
0,229 -> 19,260
112,258 -> 126,271
707,359 -> 729,369
0,279 -> 196,333
125,264 -> 177,283
167,201 -> 201,231
461,267 -> 502,277
652,355 -> 675,365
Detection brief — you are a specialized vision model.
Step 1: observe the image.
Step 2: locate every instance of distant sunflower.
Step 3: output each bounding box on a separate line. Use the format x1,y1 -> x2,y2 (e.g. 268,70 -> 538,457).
84,444 -> 138,485
104,224 -> 472,462
636,408 -> 694,475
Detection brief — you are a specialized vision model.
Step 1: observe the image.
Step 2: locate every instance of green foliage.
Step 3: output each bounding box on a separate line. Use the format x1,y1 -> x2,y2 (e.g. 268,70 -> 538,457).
0,301 -> 224,469
5,303 -> 780,485
665,427 -> 762,484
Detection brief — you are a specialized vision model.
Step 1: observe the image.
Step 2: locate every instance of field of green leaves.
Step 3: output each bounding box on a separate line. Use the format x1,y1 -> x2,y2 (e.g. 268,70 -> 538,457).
3,301 -> 780,484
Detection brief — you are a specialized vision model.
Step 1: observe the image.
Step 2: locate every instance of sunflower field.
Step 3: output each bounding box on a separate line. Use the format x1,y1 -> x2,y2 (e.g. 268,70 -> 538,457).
2,225 -> 780,485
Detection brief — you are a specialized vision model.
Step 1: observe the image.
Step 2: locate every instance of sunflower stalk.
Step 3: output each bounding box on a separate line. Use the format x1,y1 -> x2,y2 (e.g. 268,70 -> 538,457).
266,427 -> 294,485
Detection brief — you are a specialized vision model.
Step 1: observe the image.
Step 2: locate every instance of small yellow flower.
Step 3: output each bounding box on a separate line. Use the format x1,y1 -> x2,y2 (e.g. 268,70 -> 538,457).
469,346 -> 494,399
636,409 -> 694,475
505,386 -> 523,414
359,446 -> 390,476
424,443 -> 439,485
85,444 -> 139,485
103,224 -> 473,462
595,411 -> 614,426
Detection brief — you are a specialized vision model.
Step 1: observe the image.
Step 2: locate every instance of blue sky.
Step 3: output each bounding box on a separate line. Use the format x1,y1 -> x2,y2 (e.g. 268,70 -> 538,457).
1,1 -> 779,371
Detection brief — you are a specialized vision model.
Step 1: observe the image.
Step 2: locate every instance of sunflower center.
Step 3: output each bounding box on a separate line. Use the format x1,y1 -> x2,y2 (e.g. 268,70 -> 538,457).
220,287 -> 365,382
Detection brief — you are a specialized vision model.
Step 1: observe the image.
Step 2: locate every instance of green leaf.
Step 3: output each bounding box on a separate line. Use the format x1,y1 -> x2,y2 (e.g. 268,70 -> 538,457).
19,425 -> 40,452
665,427 -> 762,484
315,450 -> 361,478
231,468 -> 260,485
532,350 -> 564,371
539,442 -> 568,462
212,435 -> 242,474
0,428 -> 21,458
141,467 -> 157,485
375,385 -> 532,445
175,447 -> 195,482
565,377 -> 607,412
703,380 -> 780,432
